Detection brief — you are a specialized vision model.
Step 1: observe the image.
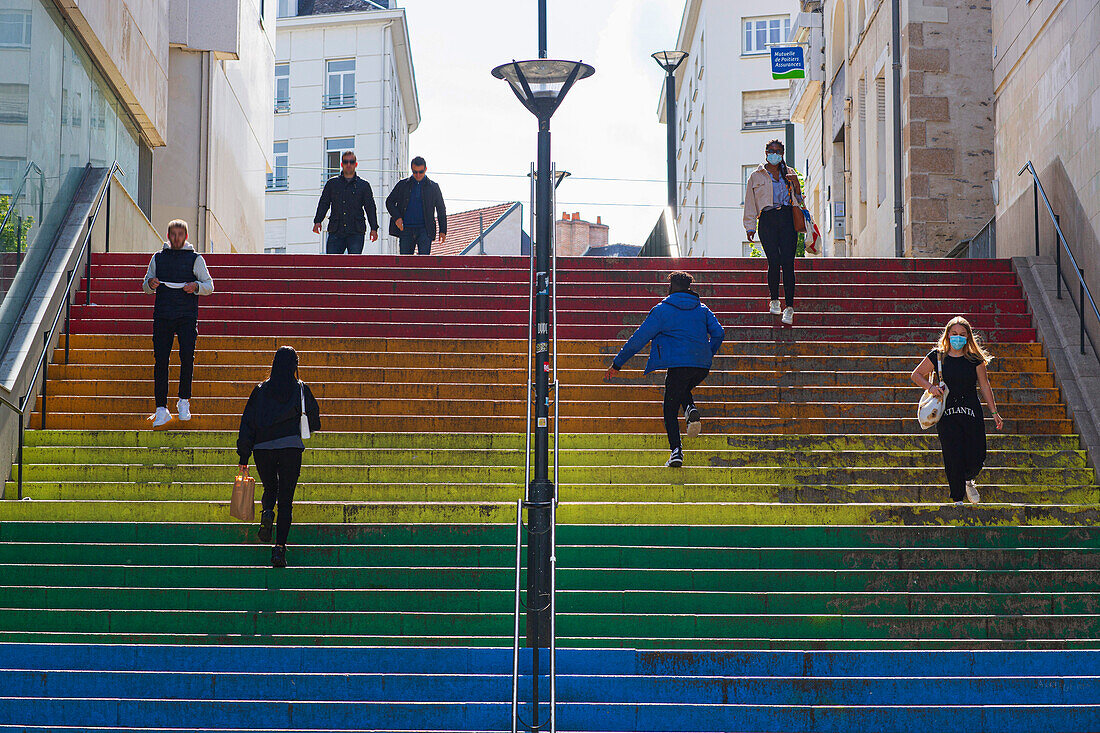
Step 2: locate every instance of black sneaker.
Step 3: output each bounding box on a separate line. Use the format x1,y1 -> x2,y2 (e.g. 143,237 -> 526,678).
685,407 -> 701,438
257,511 -> 274,543
666,448 -> 684,468
272,545 -> 287,568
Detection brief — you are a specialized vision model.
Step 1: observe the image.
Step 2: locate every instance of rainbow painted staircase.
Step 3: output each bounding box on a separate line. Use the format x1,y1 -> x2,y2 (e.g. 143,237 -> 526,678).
1,254 -> 1099,731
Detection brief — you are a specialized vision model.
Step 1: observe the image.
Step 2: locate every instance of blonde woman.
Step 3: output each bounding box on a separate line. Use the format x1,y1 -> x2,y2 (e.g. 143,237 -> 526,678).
910,317 -> 1004,503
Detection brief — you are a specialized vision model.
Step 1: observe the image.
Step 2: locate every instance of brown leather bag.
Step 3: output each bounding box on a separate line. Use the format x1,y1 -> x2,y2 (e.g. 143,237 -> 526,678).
787,175 -> 808,233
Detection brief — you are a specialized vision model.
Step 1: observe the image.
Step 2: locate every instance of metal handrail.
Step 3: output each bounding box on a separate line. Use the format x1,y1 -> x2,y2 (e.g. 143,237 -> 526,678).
1018,160 -> 1100,361
0,162 -> 45,252
0,161 -> 124,499
548,497 -> 557,733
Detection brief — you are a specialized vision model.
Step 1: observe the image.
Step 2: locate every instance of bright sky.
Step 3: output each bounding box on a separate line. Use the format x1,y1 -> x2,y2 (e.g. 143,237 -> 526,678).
401,0 -> 685,245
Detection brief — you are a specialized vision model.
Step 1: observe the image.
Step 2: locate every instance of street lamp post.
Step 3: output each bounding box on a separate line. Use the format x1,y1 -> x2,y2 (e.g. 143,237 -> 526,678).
493,58 -> 593,730
652,51 -> 688,217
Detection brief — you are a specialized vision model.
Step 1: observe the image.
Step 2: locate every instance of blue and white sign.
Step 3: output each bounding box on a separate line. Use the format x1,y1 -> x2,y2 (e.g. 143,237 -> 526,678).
770,46 -> 805,80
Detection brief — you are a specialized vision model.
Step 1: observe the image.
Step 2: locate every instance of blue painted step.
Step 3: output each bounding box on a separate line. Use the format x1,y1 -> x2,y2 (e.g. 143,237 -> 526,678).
4,645 -> 1099,733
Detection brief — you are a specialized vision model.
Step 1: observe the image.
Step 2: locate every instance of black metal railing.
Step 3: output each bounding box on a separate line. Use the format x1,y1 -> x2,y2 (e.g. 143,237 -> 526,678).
1019,160 -> 1100,362
949,215 -> 996,259
0,161 -> 123,499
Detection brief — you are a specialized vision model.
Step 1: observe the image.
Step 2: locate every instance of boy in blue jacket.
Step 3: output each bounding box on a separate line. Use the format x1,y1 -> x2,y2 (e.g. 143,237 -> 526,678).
605,271 -> 725,467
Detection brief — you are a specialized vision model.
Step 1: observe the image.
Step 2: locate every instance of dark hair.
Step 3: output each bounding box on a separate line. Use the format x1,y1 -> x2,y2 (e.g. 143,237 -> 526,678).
668,271 -> 694,292
411,156 -> 426,170
265,345 -> 300,403
341,150 -> 356,163
765,138 -> 790,181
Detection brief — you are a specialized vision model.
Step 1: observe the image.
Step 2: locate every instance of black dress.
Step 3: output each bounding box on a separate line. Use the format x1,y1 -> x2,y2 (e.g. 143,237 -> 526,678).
928,349 -> 986,501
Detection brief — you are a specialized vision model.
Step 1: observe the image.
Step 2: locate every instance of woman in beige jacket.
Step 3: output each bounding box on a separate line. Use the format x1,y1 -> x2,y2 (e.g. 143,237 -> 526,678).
744,139 -> 803,325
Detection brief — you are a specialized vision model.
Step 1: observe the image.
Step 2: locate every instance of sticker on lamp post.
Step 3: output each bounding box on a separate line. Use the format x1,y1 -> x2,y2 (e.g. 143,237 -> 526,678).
771,46 -> 805,80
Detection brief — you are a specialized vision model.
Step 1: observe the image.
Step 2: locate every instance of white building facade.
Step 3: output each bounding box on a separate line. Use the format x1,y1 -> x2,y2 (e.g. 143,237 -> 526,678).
265,0 -> 419,254
660,0 -> 801,258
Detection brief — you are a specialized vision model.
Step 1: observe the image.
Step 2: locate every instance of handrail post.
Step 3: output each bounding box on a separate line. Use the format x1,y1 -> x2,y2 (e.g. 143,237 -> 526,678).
64,272 -> 72,364
16,399 -> 24,500
40,331 -> 48,430
1082,270 -> 1087,356
1033,177 -> 1040,257
104,183 -> 111,254
84,239 -> 92,306
1055,214 -> 1062,300
1055,217 -> 1062,301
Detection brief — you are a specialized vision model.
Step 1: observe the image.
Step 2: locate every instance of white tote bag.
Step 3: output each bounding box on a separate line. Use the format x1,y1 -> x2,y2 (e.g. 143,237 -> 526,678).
299,383 -> 311,440
917,352 -> 949,430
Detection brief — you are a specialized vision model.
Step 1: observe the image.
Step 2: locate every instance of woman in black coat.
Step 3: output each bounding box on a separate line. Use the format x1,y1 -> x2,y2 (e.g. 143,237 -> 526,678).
237,346 -> 321,567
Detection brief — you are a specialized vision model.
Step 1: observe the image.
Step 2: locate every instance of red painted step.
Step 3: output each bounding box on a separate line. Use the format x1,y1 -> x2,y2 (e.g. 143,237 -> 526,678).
94,252 -> 1016,272
78,291 -> 1030,314
68,319 -> 1037,342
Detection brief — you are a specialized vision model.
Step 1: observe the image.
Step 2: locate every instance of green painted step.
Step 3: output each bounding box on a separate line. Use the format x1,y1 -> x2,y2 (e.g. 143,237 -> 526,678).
0,630 -> 1093,649
8,564 -> 1099,594
5,607 -> 1100,640
18,430 -> 1085,452
18,445 -> 1091,469
6,542 -> 1099,571
6,586 -> 1097,615
7,522 -> 1100,548
4,501 -> 1100,524
11,464 -> 1094,485
14,482 -> 1096,504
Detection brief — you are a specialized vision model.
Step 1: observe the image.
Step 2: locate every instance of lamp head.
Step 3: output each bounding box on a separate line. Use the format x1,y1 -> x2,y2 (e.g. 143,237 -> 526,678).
492,59 -> 595,119
652,50 -> 688,73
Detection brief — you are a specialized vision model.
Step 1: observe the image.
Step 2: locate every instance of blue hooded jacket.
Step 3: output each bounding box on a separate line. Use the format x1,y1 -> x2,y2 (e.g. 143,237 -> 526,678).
612,290 -> 725,374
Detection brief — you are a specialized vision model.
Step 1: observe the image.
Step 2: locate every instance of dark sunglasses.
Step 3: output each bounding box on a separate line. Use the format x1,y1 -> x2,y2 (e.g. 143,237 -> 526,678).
341,159 -> 356,165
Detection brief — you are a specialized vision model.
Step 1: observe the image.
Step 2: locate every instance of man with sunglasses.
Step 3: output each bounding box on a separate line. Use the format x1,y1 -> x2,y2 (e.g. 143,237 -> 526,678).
386,156 -> 447,255
313,150 -> 379,254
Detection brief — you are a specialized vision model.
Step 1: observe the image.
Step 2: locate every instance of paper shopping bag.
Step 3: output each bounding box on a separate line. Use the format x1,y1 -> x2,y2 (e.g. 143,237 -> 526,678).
230,475 -> 256,522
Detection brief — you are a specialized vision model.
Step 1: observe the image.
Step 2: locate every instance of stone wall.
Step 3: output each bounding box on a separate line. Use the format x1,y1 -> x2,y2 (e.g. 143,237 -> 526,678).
902,0 -> 995,256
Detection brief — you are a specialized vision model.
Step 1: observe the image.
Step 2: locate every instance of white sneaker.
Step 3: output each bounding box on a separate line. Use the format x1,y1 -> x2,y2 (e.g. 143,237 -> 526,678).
781,307 -> 795,325
685,406 -> 702,438
769,300 -> 782,315
149,407 -> 172,428
177,399 -> 192,422
965,480 -> 980,504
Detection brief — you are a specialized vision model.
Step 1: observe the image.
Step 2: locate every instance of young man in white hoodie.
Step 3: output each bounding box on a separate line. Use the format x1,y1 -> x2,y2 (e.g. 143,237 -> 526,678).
141,220 -> 214,427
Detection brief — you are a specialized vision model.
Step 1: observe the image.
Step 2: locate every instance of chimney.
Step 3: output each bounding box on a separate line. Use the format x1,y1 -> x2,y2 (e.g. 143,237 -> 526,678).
572,212 -> 580,221
562,212 -> 569,220
596,216 -> 602,225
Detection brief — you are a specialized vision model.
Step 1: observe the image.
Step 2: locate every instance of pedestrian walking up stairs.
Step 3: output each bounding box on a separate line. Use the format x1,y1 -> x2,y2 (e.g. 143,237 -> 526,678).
1,254 -> 1099,731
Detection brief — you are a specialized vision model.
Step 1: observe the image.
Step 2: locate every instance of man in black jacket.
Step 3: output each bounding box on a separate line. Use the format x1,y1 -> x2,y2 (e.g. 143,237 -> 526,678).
141,219 -> 215,428
313,150 -> 379,254
386,156 -> 447,255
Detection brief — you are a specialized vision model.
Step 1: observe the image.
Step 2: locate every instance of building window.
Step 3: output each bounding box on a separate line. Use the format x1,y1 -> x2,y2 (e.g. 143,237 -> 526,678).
742,89 -> 789,129
277,0 -> 297,18
0,83 -> 29,124
274,63 -> 290,113
857,77 -> 867,203
741,164 -> 755,205
0,11 -> 31,47
324,137 -> 354,181
743,16 -> 791,55
267,141 -> 288,190
324,59 -> 355,109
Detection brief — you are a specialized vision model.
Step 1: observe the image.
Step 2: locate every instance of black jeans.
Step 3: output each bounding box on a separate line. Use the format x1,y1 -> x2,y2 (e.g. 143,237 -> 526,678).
759,206 -> 797,307
326,232 -> 365,254
254,447 -> 304,545
664,367 -> 709,451
398,225 -> 432,255
152,317 -> 197,408
936,407 -> 987,501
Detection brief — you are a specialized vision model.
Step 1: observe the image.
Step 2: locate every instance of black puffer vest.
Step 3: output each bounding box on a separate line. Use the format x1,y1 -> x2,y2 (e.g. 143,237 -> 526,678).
153,248 -> 200,320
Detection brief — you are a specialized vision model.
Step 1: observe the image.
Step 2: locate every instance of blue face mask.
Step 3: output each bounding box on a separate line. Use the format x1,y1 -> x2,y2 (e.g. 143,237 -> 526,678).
949,335 -> 967,351
766,152 -> 783,165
